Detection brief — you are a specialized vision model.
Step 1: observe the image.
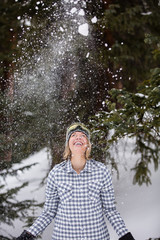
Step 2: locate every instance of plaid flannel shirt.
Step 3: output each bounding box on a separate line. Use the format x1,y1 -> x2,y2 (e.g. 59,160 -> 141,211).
28,159 -> 128,240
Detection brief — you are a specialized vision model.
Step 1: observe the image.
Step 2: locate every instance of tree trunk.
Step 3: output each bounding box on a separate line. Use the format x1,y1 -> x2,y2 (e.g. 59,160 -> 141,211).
0,32 -> 16,161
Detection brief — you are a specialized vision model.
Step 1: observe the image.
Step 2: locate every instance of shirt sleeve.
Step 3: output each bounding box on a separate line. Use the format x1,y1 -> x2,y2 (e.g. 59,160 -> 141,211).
100,167 -> 129,238
27,168 -> 59,237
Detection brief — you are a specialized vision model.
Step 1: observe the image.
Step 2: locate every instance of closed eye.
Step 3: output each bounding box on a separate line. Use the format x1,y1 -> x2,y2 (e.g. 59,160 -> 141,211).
81,134 -> 86,137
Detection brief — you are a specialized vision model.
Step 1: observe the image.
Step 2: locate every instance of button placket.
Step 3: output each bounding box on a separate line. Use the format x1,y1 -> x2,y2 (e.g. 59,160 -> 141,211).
77,175 -> 82,211
78,176 -> 84,239
76,175 -> 86,240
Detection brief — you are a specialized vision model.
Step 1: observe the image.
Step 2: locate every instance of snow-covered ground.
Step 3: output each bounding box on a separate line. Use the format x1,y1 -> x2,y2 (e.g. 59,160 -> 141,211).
108,161 -> 160,240
1,145 -> 160,240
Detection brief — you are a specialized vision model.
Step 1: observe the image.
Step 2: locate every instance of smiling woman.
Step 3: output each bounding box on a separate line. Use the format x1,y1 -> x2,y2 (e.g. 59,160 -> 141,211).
65,123 -> 91,174
63,123 -> 92,162
16,123 -> 135,240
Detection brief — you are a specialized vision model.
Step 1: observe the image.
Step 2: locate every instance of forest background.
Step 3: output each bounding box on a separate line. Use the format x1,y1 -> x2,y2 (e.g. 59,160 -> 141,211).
0,0 -> 160,239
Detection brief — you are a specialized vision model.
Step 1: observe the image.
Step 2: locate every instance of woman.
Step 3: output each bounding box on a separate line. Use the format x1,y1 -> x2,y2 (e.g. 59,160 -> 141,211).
16,123 -> 135,240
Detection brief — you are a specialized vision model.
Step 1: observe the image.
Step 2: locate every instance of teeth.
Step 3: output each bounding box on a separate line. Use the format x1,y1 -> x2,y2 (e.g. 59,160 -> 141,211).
75,142 -> 82,145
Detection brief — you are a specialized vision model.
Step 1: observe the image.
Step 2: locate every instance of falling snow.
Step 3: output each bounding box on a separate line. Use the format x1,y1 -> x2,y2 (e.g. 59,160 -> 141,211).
78,9 -> 85,16
78,23 -> 89,36
91,16 -> 97,23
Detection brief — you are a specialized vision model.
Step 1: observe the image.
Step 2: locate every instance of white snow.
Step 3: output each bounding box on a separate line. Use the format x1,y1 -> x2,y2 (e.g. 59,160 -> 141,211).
141,12 -> 152,15
86,52 -> 90,58
23,111 -> 34,116
91,16 -> 97,23
59,26 -> 64,32
70,7 -> 77,14
24,19 -> 31,27
107,164 -> 160,240
0,148 -> 51,238
78,23 -> 89,36
78,9 -> 85,16
156,102 -> 160,107
64,0 -> 74,3
107,137 -> 160,240
135,93 -> 148,98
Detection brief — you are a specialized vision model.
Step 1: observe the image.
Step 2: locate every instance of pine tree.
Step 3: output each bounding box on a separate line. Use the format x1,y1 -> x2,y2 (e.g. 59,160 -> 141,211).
90,39 -> 160,185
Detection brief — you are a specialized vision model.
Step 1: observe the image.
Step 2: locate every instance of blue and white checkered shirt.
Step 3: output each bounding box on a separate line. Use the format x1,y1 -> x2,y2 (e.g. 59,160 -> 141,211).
28,159 -> 128,240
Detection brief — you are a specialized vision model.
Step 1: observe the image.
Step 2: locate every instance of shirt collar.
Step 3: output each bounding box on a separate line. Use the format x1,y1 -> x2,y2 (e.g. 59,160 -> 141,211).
66,159 -> 92,173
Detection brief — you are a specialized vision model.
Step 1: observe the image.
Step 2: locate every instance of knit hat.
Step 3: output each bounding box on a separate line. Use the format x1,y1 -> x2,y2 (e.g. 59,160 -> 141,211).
66,123 -> 90,145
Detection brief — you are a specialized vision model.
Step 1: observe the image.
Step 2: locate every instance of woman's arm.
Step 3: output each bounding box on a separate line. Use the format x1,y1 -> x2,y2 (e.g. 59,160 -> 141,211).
100,168 -> 135,240
16,168 -> 59,239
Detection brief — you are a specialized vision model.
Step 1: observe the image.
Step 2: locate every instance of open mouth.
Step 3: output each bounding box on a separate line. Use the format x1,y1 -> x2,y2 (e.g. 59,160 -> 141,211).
74,142 -> 83,146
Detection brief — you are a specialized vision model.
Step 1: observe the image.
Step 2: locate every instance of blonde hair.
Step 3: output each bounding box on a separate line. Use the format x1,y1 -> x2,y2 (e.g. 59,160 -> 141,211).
63,140 -> 92,160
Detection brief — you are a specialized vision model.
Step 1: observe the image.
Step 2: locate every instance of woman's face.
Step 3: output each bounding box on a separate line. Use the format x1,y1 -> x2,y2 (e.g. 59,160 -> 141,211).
69,131 -> 88,156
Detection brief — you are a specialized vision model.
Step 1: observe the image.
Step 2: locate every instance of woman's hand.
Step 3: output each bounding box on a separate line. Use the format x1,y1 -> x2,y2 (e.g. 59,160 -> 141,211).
119,232 -> 135,240
16,230 -> 35,240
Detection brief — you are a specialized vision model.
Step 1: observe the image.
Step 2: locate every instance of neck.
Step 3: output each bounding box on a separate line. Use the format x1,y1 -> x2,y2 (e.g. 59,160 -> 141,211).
71,154 -> 86,174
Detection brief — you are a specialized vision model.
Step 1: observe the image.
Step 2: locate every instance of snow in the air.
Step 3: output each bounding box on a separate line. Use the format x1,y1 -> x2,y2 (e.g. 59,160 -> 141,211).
78,23 -> 89,36
91,16 -> 98,23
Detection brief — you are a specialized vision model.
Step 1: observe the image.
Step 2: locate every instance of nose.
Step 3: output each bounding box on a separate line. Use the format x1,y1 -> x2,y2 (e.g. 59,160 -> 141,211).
75,134 -> 82,139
